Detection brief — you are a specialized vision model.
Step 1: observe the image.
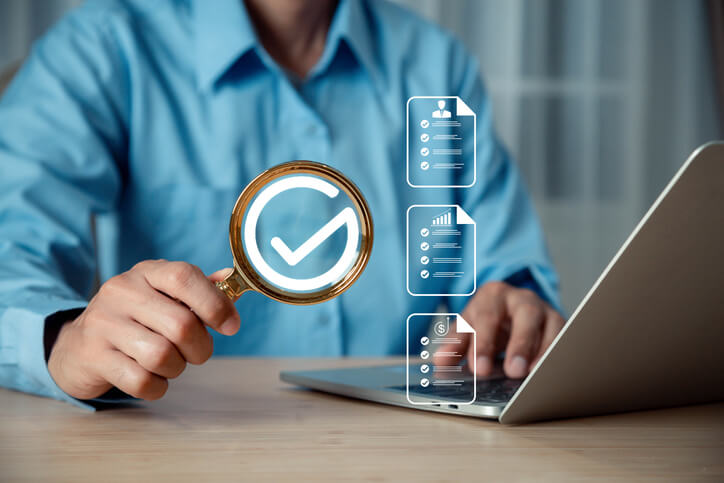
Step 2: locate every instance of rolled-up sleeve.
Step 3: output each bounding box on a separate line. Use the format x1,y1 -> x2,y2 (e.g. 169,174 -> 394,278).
0,10 -> 126,406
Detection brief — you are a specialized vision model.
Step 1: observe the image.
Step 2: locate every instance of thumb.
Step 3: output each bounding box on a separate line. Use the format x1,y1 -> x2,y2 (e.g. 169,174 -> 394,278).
208,267 -> 234,283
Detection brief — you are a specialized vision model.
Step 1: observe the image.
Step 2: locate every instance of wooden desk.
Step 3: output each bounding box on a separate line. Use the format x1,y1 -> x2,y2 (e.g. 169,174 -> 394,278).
1,358 -> 723,482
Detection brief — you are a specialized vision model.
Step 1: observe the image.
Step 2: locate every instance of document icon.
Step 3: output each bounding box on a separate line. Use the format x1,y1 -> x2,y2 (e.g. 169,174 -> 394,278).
406,313 -> 476,405
406,205 -> 476,296
406,96 -> 476,188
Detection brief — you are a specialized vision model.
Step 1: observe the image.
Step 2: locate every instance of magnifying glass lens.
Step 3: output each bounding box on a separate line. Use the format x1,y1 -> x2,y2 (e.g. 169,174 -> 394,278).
241,173 -> 361,295
218,161 -> 372,304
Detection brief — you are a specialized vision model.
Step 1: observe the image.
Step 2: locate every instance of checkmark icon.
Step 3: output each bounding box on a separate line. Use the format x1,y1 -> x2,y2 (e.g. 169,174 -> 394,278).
270,207 -> 356,266
420,364 -> 430,374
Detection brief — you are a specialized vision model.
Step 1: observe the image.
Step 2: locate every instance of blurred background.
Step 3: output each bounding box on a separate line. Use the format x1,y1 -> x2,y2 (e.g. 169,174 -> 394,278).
1,0 -> 721,312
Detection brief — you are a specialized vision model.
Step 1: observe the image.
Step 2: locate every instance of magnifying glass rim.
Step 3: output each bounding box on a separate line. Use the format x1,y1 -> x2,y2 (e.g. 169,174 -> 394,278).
228,160 -> 374,305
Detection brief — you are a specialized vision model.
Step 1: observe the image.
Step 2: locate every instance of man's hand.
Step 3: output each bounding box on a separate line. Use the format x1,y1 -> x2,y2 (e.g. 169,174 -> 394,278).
438,281 -> 565,379
48,260 -> 239,401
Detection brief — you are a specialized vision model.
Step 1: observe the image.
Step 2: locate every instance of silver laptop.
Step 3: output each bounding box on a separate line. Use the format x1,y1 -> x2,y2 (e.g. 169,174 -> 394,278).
281,142 -> 724,424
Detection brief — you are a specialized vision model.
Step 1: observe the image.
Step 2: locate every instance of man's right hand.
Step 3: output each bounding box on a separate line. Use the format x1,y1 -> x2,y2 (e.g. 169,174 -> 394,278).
47,260 -> 240,401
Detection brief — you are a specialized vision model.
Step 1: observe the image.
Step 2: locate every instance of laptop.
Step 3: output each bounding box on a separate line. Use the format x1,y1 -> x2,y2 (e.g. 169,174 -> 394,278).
280,142 -> 724,424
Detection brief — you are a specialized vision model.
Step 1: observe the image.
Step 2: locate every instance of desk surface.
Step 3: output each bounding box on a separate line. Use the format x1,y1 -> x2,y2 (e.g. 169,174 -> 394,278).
1,358 -> 723,482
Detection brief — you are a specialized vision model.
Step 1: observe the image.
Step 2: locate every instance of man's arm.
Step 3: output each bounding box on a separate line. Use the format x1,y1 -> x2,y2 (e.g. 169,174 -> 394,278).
0,9 -> 241,407
0,11 -> 126,406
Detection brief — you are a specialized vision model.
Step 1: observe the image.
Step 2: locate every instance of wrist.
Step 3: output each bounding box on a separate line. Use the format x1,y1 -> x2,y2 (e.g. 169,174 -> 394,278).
43,307 -> 85,363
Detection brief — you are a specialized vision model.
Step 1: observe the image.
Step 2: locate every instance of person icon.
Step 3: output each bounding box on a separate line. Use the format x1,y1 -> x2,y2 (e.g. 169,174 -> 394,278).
432,99 -> 452,118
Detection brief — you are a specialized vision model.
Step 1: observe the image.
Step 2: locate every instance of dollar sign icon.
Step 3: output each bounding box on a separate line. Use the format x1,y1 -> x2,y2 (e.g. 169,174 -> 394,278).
433,316 -> 450,337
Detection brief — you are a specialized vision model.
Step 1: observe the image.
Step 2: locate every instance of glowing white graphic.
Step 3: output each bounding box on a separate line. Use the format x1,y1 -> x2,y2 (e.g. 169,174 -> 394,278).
244,175 -> 360,292
271,208 -> 357,266
406,96 -> 477,188
431,99 -> 452,118
406,313 -> 477,405
406,204 -> 476,296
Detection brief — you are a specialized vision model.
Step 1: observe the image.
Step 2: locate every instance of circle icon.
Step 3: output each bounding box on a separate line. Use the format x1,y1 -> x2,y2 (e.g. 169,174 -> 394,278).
420,364 -> 430,374
433,317 -> 451,337
420,147 -> 430,157
420,133 -> 430,143
420,242 -> 430,251
420,161 -> 430,171
216,161 -> 374,305
420,378 -> 430,388
420,119 -> 430,128
420,256 -> 429,265
420,336 -> 430,346
420,228 -> 430,237
420,350 -> 430,360
420,270 -> 429,279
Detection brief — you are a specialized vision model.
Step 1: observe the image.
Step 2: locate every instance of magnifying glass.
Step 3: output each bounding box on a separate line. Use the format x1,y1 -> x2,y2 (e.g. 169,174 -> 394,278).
215,161 -> 373,305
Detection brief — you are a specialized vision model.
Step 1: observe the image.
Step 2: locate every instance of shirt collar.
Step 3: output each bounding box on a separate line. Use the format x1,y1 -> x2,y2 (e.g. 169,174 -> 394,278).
320,0 -> 382,87
194,0 -> 382,91
194,0 -> 257,90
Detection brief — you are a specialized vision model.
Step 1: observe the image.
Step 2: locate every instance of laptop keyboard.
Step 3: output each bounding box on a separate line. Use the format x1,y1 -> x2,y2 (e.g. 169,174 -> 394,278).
389,377 -> 522,404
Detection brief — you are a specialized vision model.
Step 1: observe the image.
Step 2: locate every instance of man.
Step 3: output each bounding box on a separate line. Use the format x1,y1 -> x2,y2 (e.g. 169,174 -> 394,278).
0,0 -> 564,408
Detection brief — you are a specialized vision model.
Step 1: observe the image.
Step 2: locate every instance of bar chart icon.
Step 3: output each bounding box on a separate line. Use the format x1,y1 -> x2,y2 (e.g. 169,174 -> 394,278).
432,209 -> 452,226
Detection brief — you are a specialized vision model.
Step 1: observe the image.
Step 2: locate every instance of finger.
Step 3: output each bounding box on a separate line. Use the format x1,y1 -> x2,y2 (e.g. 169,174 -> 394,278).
144,261 -> 240,335
102,349 -> 169,400
102,316 -> 187,379
531,309 -> 566,366
208,267 -> 234,283
465,308 -> 504,377
503,298 -> 545,379
128,289 -> 214,365
457,282 -> 508,376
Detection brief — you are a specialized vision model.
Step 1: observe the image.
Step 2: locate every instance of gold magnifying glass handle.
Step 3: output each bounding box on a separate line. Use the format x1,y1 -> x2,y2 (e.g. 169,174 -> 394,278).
215,268 -> 249,300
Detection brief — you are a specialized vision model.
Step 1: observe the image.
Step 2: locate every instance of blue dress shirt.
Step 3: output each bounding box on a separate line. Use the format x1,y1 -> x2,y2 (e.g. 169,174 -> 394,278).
0,0 -> 560,408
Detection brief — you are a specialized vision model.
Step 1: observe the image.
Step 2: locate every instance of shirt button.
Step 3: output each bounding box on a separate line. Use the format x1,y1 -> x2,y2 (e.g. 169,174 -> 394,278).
306,125 -> 319,136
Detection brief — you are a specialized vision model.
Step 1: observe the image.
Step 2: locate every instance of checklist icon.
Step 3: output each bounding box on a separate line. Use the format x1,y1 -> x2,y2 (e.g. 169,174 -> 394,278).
406,313 -> 477,405
406,96 -> 477,188
406,205 -> 476,296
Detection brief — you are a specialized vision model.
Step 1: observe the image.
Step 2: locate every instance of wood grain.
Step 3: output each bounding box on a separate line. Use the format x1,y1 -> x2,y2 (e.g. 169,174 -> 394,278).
1,358 -> 723,482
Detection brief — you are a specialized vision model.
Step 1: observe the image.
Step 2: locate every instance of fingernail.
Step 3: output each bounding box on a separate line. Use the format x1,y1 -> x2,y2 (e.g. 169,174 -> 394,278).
509,356 -> 528,378
476,356 -> 492,375
220,317 -> 239,335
